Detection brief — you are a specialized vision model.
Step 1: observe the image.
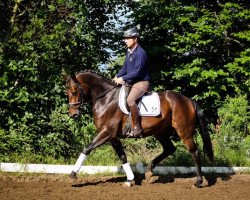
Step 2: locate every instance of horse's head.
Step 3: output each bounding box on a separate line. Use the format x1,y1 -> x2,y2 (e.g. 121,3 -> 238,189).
65,74 -> 89,119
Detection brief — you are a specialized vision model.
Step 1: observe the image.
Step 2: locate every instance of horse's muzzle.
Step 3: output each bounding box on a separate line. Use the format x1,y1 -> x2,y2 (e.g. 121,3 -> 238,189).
69,110 -> 80,120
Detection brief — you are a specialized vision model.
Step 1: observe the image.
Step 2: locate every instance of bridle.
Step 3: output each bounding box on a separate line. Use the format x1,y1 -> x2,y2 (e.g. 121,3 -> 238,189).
66,79 -> 87,109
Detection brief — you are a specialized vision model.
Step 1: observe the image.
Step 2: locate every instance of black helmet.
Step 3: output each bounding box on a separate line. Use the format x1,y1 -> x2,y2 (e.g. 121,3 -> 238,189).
123,27 -> 140,38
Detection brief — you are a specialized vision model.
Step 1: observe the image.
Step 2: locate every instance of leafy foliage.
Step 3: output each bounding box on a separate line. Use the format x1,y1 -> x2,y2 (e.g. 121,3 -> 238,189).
215,95 -> 249,147
212,95 -> 250,166
122,0 -> 250,120
0,0 -> 124,162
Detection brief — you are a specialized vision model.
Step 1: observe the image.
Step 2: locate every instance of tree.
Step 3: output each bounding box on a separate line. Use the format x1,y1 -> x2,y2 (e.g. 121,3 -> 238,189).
1,0 -> 249,163
0,0 -> 126,161
122,0 -> 250,120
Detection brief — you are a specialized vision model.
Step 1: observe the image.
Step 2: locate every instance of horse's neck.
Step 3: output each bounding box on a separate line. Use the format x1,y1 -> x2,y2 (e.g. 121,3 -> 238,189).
81,73 -> 116,100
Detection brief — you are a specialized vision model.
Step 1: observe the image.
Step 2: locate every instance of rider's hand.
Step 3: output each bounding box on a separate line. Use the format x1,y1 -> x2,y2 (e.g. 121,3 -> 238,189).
113,77 -> 124,85
112,76 -> 118,82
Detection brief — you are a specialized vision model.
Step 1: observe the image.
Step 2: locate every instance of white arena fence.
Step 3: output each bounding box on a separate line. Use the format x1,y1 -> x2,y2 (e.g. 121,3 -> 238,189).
1,162 -> 249,175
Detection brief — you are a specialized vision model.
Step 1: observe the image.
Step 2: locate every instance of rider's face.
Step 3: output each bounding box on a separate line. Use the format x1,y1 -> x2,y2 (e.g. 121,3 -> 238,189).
124,37 -> 137,49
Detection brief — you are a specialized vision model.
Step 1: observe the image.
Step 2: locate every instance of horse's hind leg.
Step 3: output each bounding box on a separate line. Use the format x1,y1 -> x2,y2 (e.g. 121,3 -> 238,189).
183,137 -> 203,188
146,136 -> 176,178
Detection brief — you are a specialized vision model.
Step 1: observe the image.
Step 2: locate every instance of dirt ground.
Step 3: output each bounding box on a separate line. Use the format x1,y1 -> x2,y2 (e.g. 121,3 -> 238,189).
0,172 -> 249,200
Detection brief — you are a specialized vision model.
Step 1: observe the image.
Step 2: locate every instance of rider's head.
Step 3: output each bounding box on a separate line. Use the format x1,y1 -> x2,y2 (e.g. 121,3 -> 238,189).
123,27 -> 140,50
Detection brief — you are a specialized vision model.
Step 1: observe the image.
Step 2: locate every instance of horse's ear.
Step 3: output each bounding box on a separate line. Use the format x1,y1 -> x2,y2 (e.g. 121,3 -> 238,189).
62,74 -> 68,82
61,71 -> 69,85
70,73 -> 77,82
61,69 -> 71,83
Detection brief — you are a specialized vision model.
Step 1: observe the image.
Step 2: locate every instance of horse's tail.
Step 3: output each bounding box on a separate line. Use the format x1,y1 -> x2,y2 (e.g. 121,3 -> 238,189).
192,100 -> 214,162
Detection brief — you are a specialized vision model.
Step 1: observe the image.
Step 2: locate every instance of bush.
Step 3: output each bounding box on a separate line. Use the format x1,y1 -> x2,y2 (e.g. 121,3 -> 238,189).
0,102 -> 98,164
213,94 -> 249,166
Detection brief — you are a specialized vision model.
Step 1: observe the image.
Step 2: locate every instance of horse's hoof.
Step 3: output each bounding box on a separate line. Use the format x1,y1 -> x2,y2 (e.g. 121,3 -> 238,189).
192,180 -> 203,188
123,180 -> 135,188
69,171 -> 77,180
145,171 -> 153,180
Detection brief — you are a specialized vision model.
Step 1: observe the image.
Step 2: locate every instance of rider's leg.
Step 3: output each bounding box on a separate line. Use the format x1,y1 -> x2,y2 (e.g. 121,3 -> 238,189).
127,81 -> 150,138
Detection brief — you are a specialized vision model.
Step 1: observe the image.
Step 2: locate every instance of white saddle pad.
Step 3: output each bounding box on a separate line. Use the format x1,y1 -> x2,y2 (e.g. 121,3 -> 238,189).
119,85 -> 161,116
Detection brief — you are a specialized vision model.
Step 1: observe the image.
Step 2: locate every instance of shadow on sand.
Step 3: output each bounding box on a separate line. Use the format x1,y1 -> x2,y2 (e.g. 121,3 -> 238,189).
71,173 -> 233,188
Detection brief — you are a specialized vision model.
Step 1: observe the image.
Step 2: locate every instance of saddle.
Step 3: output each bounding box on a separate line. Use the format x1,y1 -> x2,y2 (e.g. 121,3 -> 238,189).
118,85 -> 161,117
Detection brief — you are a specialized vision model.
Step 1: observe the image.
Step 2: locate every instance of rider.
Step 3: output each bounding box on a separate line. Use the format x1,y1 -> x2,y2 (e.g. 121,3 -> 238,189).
113,27 -> 151,138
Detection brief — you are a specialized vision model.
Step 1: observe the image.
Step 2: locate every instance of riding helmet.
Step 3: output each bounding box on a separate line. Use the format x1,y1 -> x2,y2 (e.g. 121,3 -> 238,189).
123,27 -> 140,38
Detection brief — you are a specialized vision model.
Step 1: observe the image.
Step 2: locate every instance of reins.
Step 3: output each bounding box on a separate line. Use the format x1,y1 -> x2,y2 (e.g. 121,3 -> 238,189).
67,71 -> 154,109
69,81 -> 119,108
88,84 -> 120,104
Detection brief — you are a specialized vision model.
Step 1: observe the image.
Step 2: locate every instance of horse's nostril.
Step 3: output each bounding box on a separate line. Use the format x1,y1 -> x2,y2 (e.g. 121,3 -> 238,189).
71,113 -> 79,119
70,110 -> 80,119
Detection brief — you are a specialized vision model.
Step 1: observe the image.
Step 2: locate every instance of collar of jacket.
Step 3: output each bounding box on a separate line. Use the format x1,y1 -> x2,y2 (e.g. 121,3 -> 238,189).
127,44 -> 139,54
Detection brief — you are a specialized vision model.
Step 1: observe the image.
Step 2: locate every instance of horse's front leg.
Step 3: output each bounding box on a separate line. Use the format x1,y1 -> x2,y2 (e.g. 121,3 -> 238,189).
69,130 -> 111,179
111,138 -> 135,187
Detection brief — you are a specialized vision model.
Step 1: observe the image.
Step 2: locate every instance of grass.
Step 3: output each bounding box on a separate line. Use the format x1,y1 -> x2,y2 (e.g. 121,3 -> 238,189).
1,137 -> 249,167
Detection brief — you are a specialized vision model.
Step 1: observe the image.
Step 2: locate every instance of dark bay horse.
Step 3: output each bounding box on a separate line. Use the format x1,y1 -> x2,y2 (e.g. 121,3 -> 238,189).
65,70 -> 213,188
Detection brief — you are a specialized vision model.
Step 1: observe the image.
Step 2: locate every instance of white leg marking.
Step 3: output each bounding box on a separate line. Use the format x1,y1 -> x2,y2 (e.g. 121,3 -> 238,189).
73,153 -> 87,173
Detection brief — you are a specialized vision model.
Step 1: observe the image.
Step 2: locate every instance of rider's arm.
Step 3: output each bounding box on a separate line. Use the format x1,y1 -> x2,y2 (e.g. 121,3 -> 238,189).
116,54 -> 128,78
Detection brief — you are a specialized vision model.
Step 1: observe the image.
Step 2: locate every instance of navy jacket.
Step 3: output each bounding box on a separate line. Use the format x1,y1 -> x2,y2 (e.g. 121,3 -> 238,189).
116,45 -> 150,84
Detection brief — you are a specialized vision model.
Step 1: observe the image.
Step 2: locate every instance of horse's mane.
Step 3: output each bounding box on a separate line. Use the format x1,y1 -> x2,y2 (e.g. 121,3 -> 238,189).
78,70 -> 115,85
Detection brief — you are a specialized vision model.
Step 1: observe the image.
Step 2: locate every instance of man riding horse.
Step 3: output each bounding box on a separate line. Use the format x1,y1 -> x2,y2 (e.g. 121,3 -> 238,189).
113,27 -> 151,138
66,29 -> 213,188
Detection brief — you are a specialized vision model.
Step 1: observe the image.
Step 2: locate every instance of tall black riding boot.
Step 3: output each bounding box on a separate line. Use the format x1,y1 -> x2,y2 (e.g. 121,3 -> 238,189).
127,105 -> 143,138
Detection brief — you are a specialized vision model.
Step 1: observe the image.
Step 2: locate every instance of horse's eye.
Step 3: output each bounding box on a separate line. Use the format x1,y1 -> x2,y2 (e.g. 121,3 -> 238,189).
72,91 -> 77,96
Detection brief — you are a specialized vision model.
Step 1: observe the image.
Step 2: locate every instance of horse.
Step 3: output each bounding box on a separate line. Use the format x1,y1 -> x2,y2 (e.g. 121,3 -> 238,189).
65,70 -> 213,188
